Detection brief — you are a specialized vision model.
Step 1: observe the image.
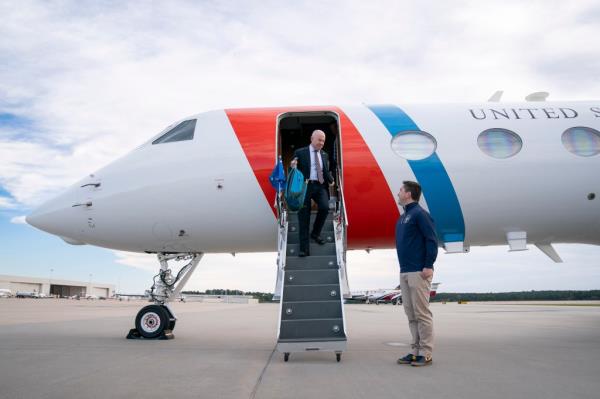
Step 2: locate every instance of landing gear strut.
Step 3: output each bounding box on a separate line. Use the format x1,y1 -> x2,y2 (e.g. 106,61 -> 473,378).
127,253 -> 203,340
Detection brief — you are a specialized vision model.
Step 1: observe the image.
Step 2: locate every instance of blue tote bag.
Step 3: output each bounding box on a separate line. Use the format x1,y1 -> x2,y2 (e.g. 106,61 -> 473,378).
285,168 -> 307,211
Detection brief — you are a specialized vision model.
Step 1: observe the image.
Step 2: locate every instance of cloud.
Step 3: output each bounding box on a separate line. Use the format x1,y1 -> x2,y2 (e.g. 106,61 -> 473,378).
1,1 -> 600,292
0,196 -> 19,209
10,215 -> 27,224
113,251 -> 157,272
1,1 -> 600,208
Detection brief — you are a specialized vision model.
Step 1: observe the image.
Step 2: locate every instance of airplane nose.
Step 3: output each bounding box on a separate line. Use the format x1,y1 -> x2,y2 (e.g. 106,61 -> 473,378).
25,186 -> 89,243
25,211 -> 40,229
26,204 -> 64,234
27,201 -> 88,245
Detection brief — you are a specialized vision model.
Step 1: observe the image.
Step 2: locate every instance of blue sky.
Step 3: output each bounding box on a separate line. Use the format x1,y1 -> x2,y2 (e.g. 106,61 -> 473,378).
1,0 -> 599,294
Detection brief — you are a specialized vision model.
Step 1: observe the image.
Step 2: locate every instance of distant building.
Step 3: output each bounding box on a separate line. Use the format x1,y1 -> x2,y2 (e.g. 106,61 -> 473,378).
183,294 -> 259,304
0,274 -> 115,298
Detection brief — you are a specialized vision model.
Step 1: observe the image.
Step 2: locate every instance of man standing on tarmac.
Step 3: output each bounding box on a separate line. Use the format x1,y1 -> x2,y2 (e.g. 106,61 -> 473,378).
395,181 -> 438,367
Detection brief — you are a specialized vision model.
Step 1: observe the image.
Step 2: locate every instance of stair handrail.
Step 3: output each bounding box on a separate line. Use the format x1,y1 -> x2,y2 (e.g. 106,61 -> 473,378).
272,191 -> 288,301
334,170 -> 351,298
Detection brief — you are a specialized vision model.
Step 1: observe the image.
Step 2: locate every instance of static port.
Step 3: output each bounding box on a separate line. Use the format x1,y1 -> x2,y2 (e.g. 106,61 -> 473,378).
588,193 -> 596,200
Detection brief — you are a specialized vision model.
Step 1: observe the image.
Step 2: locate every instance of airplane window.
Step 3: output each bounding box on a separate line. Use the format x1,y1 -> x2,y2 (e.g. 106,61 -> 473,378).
152,119 -> 196,145
477,128 -> 522,159
390,131 -> 437,160
561,127 -> 600,157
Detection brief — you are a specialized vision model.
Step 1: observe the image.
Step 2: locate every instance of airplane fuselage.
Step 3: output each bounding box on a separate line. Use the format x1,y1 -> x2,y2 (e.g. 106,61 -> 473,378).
27,102 -> 600,254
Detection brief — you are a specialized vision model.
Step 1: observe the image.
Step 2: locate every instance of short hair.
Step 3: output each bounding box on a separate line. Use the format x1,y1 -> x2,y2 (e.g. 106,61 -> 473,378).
402,181 -> 422,201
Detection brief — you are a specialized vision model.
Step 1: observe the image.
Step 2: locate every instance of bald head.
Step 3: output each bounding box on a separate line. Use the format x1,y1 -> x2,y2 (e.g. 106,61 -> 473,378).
310,129 -> 326,151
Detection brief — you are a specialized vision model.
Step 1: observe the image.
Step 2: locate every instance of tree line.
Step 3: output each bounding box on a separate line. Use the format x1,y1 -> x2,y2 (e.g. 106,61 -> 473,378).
182,289 -> 600,303
431,290 -> 600,302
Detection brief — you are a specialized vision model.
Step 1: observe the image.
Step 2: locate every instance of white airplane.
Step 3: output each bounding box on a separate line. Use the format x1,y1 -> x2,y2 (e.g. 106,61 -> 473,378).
353,282 -> 441,304
26,95 -> 600,340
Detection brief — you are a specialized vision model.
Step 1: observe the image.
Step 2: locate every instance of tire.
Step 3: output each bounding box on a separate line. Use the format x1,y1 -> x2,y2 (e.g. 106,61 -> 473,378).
336,353 -> 341,362
168,319 -> 176,331
160,305 -> 176,331
284,353 -> 290,362
135,305 -> 169,338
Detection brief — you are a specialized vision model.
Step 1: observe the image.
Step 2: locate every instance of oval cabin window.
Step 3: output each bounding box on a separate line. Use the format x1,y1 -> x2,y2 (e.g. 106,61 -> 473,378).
390,131 -> 437,160
561,127 -> 600,157
477,128 -> 523,159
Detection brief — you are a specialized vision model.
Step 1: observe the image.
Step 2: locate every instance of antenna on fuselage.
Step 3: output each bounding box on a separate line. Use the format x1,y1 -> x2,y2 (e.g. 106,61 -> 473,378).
488,90 -> 504,102
525,91 -> 550,101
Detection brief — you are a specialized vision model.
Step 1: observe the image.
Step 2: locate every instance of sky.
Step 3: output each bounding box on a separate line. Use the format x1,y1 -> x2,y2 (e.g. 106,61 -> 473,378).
1,0 -> 599,294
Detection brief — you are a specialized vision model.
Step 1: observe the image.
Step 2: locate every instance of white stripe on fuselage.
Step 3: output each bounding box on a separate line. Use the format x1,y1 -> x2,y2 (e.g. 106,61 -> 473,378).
340,105 -> 429,213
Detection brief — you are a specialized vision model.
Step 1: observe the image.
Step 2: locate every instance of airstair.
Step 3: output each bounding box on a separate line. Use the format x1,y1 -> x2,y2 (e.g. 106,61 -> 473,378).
273,189 -> 350,362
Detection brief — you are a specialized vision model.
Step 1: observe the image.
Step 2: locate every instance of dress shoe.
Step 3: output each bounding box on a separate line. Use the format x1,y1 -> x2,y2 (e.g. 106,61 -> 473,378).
311,234 -> 326,245
299,250 -> 310,257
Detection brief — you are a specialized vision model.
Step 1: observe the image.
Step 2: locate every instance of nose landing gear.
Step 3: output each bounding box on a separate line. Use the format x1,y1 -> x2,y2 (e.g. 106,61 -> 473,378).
127,253 -> 203,340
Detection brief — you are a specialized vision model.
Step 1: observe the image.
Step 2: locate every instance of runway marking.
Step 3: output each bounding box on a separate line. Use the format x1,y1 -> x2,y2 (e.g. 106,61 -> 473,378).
384,342 -> 408,347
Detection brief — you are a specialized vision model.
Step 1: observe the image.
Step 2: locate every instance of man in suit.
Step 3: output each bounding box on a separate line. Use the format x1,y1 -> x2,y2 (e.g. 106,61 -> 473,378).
290,129 -> 334,257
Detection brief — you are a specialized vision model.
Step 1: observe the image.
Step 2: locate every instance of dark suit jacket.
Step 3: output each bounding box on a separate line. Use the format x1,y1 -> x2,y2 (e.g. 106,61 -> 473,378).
293,146 -> 334,184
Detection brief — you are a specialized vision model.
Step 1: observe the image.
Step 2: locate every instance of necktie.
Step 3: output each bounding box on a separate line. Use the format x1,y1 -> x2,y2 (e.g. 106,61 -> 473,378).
314,150 -> 324,184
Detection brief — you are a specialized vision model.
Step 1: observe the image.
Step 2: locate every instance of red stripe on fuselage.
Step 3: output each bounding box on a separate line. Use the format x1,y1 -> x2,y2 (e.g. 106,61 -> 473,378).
225,106 -> 399,249
337,108 -> 399,249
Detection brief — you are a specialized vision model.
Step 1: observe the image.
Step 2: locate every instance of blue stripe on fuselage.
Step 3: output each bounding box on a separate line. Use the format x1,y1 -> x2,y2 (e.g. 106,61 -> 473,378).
367,104 -> 465,243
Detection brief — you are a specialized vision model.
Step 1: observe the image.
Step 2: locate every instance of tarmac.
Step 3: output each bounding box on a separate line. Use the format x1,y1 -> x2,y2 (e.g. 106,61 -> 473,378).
0,298 -> 599,399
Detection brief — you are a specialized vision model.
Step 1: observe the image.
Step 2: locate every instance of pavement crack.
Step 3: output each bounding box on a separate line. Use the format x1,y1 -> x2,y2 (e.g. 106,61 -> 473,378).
249,345 -> 276,399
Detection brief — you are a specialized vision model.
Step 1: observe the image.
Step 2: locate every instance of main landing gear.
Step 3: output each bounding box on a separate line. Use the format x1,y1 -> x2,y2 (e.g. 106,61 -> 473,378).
127,253 -> 203,340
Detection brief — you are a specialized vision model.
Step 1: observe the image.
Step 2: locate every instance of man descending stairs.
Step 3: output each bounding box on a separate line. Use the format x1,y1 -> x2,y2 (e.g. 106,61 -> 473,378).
276,210 -> 347,362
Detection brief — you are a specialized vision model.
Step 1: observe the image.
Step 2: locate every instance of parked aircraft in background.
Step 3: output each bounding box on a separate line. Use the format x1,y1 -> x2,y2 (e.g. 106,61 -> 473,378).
350,282 -> 440,305
26,94 -> 600,341
15,291 -> 40,299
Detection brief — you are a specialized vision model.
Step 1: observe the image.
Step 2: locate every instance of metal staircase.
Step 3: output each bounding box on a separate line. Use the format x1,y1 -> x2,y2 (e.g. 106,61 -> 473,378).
274,188 -> 350,362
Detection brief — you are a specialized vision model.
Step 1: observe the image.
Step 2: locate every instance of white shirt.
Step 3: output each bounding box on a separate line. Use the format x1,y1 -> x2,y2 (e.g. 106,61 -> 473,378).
309,144 -> 324,181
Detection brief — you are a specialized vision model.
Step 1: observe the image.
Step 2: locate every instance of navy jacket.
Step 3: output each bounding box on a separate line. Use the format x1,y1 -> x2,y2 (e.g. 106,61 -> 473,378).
293,146 -> 334,184
395,202 -> 438,273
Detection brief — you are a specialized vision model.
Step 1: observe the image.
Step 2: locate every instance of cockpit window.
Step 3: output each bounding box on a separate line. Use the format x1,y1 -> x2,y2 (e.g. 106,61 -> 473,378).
152,119 -> 196,145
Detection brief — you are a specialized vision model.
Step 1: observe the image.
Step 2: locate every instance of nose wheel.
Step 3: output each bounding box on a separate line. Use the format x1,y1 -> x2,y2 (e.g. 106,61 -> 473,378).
127,305 -> 175,340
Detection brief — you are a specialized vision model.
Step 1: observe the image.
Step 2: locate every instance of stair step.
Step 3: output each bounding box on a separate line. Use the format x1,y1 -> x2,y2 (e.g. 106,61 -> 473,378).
281,301 -> 342,320
288,222 -> 334,233
288,211 -> 335,218
286,256 -> 337,270
277,337 -> 347,344
286,231 -> 335,245
279,318 -> 346,340
283,269 -> 339,286
287,243 -> 336,257
277,208 -> 347,349
283,284 -> 341,302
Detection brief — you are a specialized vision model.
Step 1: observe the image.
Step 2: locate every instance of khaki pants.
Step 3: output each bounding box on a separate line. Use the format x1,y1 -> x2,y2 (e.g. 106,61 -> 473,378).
400,271 -> 434,357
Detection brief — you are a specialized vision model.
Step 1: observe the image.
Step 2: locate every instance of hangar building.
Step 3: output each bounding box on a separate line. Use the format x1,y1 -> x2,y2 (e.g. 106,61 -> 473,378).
0,274 -> 115,297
